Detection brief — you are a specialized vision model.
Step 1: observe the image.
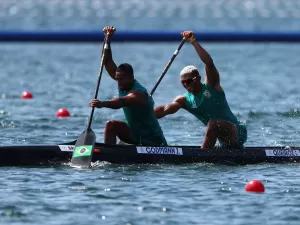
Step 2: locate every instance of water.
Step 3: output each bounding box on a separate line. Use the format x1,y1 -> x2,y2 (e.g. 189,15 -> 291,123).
1,0 -> 300,224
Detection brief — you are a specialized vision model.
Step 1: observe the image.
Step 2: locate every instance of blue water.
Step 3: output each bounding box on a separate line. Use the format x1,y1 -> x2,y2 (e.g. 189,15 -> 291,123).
1,0 -> 300,224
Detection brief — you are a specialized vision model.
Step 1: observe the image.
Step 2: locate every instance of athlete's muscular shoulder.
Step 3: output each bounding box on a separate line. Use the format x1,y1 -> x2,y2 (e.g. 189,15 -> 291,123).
124,90 -> 148,106
214,83 -> 224,93
173,95 -> 187,109
130,90 -> 148,100
205,81 -> 224,93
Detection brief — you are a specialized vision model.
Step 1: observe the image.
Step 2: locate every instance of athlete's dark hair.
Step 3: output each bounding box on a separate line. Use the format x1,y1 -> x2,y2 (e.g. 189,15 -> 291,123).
116,63 -> 134,77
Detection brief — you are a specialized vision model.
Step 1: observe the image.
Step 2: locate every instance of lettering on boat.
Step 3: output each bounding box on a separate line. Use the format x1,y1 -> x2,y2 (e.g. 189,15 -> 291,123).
265,149 -> 300,157
58,145 -> 75,152
136,146 -> 183,155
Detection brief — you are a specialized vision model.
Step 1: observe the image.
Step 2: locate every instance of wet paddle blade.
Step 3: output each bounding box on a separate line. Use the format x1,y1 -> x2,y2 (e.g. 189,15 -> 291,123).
70,128 -> 96,168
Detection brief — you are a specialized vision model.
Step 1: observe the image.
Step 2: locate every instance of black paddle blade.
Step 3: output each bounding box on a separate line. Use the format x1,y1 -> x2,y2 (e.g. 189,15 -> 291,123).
70,128 -> 96,168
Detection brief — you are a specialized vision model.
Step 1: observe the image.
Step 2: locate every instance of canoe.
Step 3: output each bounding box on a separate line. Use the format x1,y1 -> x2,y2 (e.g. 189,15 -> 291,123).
0,141 -> 299,166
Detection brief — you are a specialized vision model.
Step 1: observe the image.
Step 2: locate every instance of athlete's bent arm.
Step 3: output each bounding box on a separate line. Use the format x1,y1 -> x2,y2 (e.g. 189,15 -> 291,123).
182,30 -> 220,88
192,42 -> 220,88
154,96 -> 186,119
89,91 -> 147,109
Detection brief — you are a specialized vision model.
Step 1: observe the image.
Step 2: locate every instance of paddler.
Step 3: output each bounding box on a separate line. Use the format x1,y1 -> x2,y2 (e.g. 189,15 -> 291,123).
154,30 -> 247,149
89,26 -> 167,146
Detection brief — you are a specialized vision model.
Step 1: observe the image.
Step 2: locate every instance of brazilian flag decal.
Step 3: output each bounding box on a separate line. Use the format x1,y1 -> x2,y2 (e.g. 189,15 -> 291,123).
73,145 -> 93,158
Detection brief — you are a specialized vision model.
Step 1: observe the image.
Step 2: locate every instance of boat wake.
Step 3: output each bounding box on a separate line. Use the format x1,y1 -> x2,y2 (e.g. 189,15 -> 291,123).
91,160 -> 111,168
62,160 -> 112,169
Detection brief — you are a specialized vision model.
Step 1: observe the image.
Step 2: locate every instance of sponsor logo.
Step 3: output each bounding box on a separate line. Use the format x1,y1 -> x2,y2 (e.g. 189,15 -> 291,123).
265,149 -> 300,157
203,90 -> 211,98
58,145 -> 75,152
136,147 -> 183,155
191,100 -> 198,109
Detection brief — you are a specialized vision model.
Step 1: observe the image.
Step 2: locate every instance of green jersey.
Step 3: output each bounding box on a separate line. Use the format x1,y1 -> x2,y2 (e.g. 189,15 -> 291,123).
119,80 -> 167,146
184,82 -> 247,146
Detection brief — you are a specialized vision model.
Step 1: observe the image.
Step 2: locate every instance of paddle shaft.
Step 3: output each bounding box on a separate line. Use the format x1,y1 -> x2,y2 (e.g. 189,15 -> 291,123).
87,35 -> 109,129
150,39 -> 185,96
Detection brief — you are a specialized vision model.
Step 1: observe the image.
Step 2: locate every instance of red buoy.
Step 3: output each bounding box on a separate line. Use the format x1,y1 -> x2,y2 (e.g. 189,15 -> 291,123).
56,108 -> 70,118
21,91 -> 33,99
245,180 -> 265,193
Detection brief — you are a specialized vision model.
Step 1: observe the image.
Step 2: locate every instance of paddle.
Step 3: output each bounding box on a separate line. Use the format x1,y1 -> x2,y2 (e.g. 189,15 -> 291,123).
150,39 -> 186,96
70,34 -> 110,168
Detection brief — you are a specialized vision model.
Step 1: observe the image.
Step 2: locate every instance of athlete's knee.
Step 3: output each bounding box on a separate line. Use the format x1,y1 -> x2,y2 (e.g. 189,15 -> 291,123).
207,120 -> 219,132
105,120 -> 118,131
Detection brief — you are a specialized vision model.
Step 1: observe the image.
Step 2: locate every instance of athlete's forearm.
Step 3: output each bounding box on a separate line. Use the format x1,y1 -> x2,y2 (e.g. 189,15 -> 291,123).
103,36 -> 117,79
104,37 -> 113,63
154,106 -> 167,119
192,41 -> 214,66
101,98 -> 124,109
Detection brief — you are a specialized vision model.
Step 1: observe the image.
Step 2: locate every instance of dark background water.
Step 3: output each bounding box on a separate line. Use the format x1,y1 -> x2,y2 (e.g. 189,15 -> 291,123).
1,0 -> 300,224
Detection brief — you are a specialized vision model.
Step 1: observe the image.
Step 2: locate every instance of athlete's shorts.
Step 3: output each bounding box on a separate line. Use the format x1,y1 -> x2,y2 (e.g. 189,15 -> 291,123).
132,134 -> 168,146
218,123 -> 247,148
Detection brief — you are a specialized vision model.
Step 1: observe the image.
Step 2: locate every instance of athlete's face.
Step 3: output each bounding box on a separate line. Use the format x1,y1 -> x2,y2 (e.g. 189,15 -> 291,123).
115,71 -> 134,91
181,73 -> 199,93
